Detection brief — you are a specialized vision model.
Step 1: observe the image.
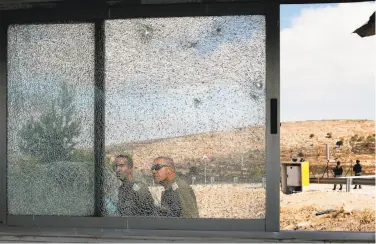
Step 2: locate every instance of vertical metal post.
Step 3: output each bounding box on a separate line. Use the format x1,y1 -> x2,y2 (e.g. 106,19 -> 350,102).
204,163 -> 207,185
326,144 -> 329,161
346,178 -> 352,192
262,177 -> 266,189
94,20 -> 105,217
265,0 -> 280,232
0,12 -> 8,226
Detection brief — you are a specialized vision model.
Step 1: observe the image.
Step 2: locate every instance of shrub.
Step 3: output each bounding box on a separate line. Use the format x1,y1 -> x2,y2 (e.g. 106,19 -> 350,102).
18,84 -> 81,163
70,149 -> 94,163
351,134 -> 359,141
309,134 -> 314,138
189,166 -> 199,175
366,135 -> 375,142
326,132 -> 332,138
359,209 -> 375,225
336,141 -> 343,146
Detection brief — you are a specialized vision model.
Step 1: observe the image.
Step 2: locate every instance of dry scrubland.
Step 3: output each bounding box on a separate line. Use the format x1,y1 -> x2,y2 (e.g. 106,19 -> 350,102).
280,186 -> 375,231
193,184 -> 265,219
108,120 -> 375,175
279,120 -> 375,230
109,120 -> 375,231
281,120 -> 375,176
149,184 -> 266,219
184,184 -> 375,231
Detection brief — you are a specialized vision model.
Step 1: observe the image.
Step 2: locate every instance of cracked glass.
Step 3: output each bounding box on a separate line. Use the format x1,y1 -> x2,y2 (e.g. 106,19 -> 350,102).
7,24 -> 95,216
104,16 -> 266,219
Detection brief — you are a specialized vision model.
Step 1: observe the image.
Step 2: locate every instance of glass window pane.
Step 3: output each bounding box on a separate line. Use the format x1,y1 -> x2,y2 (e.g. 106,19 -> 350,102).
7,24 -> 95,216
104,16 -> 266,219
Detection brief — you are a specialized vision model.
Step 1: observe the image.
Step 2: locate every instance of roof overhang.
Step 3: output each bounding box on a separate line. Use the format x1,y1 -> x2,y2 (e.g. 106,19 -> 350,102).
353,11 -> 375,37
0,0 -> 373,9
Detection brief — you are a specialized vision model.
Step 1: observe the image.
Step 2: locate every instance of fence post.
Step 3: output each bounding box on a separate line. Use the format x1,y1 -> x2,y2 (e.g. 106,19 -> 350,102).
262,177 -> 266,189
346,178 -> 352,192
210,176 -> 215,184
192,176 -> 196,185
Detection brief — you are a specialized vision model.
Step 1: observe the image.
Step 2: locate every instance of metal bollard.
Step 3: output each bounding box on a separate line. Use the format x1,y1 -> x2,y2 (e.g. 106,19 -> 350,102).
210,176 -> 215,184
191,176 -> 196,185
346,178 -> 352,192
262,177 -> 266,189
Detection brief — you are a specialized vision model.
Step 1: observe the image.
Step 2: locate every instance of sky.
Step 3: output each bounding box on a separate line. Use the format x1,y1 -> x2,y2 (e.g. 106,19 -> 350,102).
280,2 -> 375,122
7,16 -> 266,147
6,2 -> 375,149
104,17 -> 266,145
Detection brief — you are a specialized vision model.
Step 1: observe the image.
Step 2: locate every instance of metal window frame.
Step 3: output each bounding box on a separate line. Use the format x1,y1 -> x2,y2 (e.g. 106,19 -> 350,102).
0,1 -> 280,233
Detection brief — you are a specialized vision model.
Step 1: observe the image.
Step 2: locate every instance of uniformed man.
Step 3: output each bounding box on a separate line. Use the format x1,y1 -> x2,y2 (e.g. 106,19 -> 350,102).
151,156 -> 199,218
353,159 -> 362,189
115,154 -> 155,216
332,161 -> 343,191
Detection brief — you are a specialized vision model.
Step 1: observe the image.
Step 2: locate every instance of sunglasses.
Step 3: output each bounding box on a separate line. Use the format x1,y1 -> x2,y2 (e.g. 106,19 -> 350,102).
151,164 -> 171,171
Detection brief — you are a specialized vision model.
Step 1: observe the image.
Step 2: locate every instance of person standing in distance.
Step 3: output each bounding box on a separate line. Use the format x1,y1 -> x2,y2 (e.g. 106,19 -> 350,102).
332,161 -> 343,191
353,159 -> 362,189
151,156 -> 199,218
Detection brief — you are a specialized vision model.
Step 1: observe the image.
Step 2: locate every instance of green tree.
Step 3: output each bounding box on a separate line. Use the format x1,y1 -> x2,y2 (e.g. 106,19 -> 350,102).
18,84 -> 81,163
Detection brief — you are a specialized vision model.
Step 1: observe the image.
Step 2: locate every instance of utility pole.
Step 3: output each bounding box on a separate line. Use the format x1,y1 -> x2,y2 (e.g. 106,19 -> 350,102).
202,155 -> 209,185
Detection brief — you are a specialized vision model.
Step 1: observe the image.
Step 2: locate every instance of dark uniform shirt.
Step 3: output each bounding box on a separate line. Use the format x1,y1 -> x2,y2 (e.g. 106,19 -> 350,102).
353,163 -> 362,174
156,178 -> 199,218
333,166 -> 343,176
117,181 -> 155,217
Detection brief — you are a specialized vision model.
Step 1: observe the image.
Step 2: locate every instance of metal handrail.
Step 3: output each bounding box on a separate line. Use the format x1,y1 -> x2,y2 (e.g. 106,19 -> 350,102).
309,177 -> 375,186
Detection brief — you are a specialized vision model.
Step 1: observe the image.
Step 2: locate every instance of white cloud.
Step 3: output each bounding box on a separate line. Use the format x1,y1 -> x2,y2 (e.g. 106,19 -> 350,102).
104,16 -> 266,144
281,2 -> 375,122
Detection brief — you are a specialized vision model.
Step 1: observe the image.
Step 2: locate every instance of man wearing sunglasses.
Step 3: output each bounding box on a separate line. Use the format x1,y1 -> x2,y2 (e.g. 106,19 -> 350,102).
151,156 -> 199,218
115,154 -> 155,216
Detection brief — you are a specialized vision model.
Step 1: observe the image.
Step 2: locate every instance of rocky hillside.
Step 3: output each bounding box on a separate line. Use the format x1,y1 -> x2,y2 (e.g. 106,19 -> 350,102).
106,120 -> 375,176
281,120 -> 375,175
106,126 -> 265,170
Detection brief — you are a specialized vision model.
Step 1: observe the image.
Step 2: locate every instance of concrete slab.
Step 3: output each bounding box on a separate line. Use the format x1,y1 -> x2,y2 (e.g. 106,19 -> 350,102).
0,227 -> 374,243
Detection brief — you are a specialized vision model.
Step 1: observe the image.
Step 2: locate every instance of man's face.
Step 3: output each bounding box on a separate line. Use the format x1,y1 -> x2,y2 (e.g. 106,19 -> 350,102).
151,159 -> 170,183
115,158 -> 130,181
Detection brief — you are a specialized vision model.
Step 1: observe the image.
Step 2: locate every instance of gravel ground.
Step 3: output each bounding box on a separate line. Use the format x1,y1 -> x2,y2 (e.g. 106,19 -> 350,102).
193,184 -> 266,219
281,184 -> 375,210
149,183 -> 375,231
150,183 -> 266,219
280,184 -> 375,231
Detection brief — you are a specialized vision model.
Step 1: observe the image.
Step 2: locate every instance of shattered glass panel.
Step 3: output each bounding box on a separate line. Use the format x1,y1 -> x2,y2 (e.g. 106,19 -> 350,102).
104,16 -> 266,219
7,24 -> 95,216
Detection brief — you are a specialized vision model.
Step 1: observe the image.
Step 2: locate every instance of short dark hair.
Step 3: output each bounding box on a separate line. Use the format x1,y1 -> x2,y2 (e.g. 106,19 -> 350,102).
116,154 -> 133,168
337,161 -> 341,165
154,156 -> 175,170
356,160 -> 360,163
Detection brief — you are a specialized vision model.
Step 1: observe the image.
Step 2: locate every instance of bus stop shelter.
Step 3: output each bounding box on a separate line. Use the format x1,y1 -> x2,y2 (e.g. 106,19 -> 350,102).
0,0 -> 374,242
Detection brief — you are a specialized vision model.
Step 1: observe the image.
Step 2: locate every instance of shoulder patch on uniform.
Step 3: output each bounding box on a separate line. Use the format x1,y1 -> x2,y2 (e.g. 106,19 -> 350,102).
172,182 -> 179,191
132,183 -> 140,192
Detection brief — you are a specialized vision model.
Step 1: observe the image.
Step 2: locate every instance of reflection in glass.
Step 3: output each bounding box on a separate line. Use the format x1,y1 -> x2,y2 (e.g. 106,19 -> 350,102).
7,24 -> 95,216
104,16 -> 266,219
